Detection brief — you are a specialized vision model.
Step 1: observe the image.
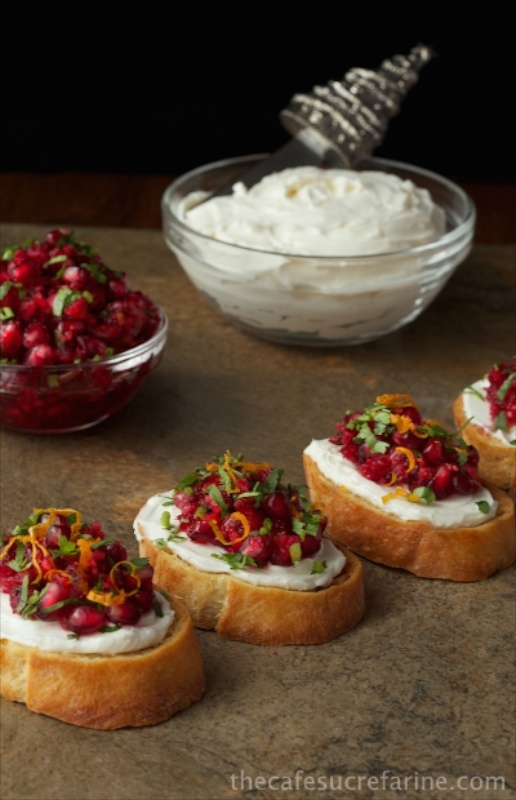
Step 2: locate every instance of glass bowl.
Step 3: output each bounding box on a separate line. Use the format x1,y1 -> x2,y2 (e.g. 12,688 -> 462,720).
161,154 -> 475,347
0,307 -> 168,433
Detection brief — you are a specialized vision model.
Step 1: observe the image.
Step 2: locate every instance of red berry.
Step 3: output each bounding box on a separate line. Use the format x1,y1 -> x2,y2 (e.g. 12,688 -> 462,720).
37,580 -> 72,620
1,319 -> 24,358
64,605 -> 106,635
262,490 -> 291,519
107,600 -> 142,625
22,320 -> 51,349
24,343 -> 55,366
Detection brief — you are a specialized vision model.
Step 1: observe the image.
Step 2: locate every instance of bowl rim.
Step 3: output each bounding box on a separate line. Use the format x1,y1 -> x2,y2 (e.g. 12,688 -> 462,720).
0,306 -> 168,373
162,154 -> 476,261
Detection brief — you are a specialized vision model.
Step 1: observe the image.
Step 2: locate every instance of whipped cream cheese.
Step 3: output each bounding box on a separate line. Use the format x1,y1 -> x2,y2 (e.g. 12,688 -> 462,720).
304,438 -> 497,528
168,165 -> 455,344
134,492 -> 346,591
0,591 -> 173,654
181,167 -> 446,256
462,379 -> 516,446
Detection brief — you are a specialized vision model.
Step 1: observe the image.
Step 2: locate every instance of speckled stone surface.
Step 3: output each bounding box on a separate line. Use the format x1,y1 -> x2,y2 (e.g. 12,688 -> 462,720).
1,224 -> 515,800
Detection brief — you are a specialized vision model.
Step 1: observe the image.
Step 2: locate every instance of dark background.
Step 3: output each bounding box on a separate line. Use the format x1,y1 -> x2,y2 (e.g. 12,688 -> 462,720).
1,4 -> 515,184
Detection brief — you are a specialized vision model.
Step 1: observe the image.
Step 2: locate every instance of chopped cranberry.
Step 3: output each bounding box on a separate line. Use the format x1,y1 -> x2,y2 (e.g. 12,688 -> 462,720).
0,560 -> 23,594
0,319 -> 23,359
22,320 -> 51,349
7,256 -> 42,286
239,533 -> 273,564
105,540 -> 128,565
262,490 -> 291,519
270,533 -> 303,566
24,343 -> 55,366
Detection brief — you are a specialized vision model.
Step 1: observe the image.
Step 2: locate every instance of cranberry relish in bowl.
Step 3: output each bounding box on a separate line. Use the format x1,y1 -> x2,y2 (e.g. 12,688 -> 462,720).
303,394 -> 516,581
134,451 -> 366,645
0,229 -> 167,433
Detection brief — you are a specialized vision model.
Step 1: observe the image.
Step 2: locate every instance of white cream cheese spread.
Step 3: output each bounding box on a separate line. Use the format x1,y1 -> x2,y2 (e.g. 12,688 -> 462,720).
168,165 -> 453,344
134,492 -> 346,591
181,166 -> 446,256
304,438 -> 497,528
462,378 -> 516,446
0,591 -> 173,654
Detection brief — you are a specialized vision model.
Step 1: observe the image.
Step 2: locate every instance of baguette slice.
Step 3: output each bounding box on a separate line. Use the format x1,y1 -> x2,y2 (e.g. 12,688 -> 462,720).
453,394 -> 516,498
138,533 -> 365,646
0,594 -> 205,730
303,452 -> 515,582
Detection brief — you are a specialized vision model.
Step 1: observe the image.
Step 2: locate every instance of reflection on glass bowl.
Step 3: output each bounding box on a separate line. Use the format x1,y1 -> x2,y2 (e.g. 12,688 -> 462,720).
0,308 -> 168,433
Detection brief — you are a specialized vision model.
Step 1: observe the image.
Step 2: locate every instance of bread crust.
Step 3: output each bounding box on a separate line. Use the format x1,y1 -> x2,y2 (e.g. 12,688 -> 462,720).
303,453 -> 515,582
453,394 -> 516,498
138,533 -> 365,645
0,595 -> 205,729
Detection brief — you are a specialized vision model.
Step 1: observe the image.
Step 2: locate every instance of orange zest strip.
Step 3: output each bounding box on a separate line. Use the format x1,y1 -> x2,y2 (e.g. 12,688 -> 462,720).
29,539 -> 52,582
1,508 -> 83,563
382,486 -> 423,504
376,393 -> 416,409
205,450 -> 270,494
0,531 -> 54,583
395,446 -> 417,473
390,413 -> 414,434
44,568 -> 73,583
86,561 -> 140,607
0,537 -> 19,562
207,511 -> 251,546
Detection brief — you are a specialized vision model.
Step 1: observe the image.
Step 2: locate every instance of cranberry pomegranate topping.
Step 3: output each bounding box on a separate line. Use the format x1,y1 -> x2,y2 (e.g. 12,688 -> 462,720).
162,451 -> 327,569
330,393 -> 482,502
483,360 -> 516,434
0,229 -> 160,366
0,230 -> 159,366
0,508 -> 162,636
0,230 -> 166,433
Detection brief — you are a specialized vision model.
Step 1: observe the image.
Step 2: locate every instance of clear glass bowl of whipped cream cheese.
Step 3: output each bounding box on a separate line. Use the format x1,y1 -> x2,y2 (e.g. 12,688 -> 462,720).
161,154 -> 475,346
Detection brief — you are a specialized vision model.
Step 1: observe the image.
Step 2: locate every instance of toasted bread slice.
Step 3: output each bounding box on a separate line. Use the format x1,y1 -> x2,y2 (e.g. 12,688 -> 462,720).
453,394 -> 516,498
0,594 -> 205,729
137,534 -> 365,645
303,452 -> 515,582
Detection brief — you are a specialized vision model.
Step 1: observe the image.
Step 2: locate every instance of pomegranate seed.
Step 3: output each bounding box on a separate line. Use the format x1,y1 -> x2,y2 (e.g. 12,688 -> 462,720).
107,600 -> 142,626
64,605 -> 106,635
37,580 -> 72,620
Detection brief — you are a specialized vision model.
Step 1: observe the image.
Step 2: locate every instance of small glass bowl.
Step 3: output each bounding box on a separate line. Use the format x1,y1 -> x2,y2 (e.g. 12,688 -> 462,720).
162,154 -> 475,347
0,308 -> 168,434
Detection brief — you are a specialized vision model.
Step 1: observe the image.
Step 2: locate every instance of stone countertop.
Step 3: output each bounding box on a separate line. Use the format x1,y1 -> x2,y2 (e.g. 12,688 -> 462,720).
1,224 -> 515,800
